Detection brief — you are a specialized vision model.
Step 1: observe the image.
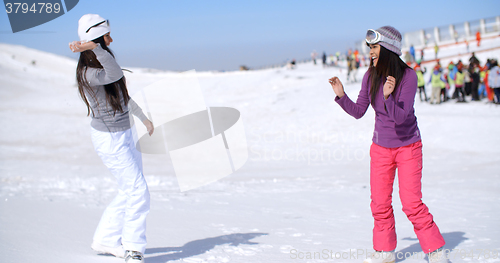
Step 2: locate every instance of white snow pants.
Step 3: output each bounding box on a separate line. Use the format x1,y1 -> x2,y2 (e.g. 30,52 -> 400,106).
90,127 -> 150,254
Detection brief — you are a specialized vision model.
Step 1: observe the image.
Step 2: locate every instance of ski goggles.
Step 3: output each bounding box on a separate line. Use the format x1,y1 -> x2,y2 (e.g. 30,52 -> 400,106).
365,29 -> 402,50
86,20 -> 110,33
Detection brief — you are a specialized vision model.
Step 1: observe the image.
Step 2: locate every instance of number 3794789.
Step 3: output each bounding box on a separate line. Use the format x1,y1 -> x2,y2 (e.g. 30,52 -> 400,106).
5,3 -> 61,14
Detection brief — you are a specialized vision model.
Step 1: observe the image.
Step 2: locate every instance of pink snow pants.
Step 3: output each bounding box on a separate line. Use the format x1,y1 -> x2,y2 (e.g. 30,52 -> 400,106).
369,140 -> 445,253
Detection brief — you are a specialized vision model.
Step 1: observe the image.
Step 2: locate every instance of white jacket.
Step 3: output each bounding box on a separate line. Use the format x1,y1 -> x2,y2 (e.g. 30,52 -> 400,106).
488,66 -> 500,88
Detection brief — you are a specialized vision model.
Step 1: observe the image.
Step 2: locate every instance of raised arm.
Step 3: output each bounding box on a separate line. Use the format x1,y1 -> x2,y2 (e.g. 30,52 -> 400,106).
85,44 -> 124,86
332,72 -> 370,119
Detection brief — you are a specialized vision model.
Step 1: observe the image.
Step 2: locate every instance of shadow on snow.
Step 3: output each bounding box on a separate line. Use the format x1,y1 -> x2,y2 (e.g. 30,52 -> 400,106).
144,232 -> 268,262
397,231 -> 468,262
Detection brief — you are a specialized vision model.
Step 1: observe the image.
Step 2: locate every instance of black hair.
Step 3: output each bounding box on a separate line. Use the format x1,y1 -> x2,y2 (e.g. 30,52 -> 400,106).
490,60 -> 498,69
76,35 -> 129,116
367,44 -> 411,102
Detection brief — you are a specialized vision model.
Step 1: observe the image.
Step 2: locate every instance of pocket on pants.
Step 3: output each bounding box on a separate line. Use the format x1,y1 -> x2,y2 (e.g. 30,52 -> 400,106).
410,140 -> 422,157
370,142 -> 383,160
91,128 -> 114,154
91,128 -> 129,164
410,140 -> 423,169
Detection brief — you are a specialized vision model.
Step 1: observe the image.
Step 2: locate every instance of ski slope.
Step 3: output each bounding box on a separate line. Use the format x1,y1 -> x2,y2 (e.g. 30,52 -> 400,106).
0,37 -> 500,263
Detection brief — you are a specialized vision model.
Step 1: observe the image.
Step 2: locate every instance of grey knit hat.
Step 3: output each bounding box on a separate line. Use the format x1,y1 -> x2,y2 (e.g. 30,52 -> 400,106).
375,26 -> 402,56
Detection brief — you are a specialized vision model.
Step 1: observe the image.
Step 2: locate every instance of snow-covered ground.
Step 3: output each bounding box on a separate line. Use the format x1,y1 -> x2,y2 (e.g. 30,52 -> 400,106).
1,37 -> 500,263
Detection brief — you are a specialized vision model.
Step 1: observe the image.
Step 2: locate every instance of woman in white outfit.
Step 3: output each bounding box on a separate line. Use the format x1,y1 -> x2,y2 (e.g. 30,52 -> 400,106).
70,14 -> 154,263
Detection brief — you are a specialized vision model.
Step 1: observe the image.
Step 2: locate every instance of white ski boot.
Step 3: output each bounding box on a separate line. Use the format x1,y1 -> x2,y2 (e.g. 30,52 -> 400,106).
125,250 -> 145,263
91,241 -> 125,258
428,248 -> 448,263
363,251 -> 395,263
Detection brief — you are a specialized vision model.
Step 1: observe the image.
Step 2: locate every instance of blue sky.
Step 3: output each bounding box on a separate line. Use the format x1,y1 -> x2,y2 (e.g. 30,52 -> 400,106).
1,0 -> 499,71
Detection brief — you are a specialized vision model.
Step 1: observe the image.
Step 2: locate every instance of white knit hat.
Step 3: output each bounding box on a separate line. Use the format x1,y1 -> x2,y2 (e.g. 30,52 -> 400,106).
78,14 -> 110,42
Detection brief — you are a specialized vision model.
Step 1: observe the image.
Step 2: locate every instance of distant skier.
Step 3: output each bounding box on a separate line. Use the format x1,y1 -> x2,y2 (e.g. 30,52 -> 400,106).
429,64 -> 446,104
434,43 -> 439,60
488,60 -> 500,103
409,45 -> 415,62
469,52 -> 480,68
415,64 -> 428,102
485,60 -> 495,102
354,49 -> 360,69
453,62 -> 466,102
329,26 -> 448,263
287,59 -> 296,69
470,64 -> 480,101
404,51 -> 412,63
346,49 -> 354,81
464,64 -> 472,96
311,50 -> 317,65
445,62 -> 457,101
478,65 -> 487,99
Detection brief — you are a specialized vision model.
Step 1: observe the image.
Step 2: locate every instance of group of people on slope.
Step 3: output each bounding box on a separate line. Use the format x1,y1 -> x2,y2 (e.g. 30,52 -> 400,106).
413,54 -> 500,104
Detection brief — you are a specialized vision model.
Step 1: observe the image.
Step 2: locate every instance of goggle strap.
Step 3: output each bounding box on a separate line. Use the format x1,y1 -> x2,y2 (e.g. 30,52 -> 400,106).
86,20 -> 108,33
366,29 -> 401,50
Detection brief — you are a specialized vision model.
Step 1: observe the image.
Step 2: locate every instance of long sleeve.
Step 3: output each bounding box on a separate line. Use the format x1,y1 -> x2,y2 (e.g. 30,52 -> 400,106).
85,44 -> 124,86
489,67 -> 500,88
335,71 -> 371,119
383,70 -> 418,125
82,44 -> 134,132
128,98 -> 148,122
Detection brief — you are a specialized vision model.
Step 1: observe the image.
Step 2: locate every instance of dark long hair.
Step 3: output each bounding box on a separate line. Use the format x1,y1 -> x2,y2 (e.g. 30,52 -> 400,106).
76,36 -> 129,117
368,45 -> 411,102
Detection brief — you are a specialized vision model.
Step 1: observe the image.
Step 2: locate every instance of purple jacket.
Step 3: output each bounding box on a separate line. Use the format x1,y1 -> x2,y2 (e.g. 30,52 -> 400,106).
335,68 -> 421,148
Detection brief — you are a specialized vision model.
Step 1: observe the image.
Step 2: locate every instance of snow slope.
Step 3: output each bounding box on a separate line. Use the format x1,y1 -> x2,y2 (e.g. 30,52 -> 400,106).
1,38 -> 500,263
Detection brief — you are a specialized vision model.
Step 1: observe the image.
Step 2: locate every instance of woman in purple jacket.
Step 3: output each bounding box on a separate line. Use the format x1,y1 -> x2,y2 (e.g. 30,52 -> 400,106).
329,26 -> 447,263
